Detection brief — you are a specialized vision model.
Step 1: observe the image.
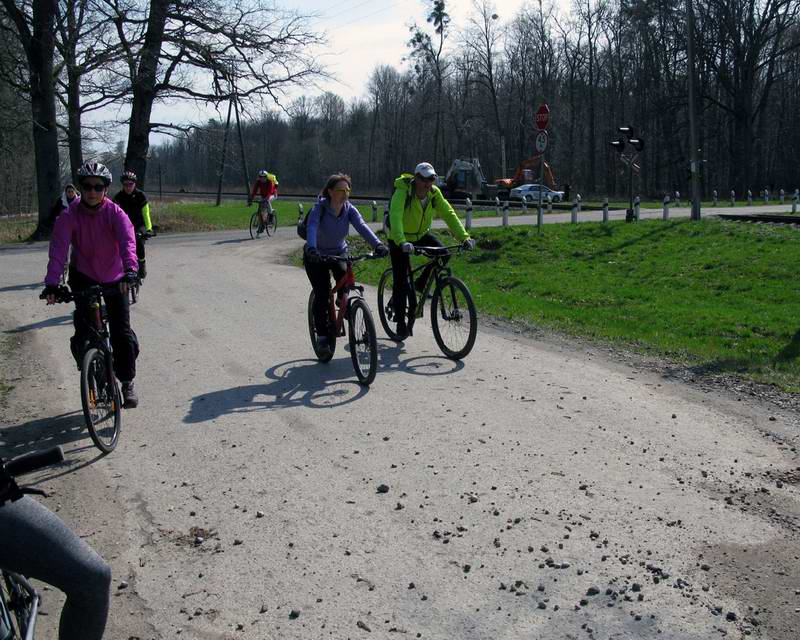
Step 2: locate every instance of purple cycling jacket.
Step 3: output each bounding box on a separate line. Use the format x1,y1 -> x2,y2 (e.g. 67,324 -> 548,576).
45,197 -> 138,286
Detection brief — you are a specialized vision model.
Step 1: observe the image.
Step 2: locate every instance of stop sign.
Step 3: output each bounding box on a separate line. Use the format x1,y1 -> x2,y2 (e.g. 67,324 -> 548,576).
535,104 -> 550,131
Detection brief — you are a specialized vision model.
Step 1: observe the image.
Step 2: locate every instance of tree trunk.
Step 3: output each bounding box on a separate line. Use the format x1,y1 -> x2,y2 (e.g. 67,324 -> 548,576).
124,0 -> 170,188
66,66 -> 82,181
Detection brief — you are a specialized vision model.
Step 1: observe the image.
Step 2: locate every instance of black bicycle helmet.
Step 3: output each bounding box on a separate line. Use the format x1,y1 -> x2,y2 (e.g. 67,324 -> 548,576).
77,161 -> 112,186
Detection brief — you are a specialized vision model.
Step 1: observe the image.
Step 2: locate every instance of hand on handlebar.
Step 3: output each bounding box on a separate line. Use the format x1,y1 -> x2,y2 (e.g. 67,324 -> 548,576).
374,243 -> 389,258
305,247 -> 320,263
119,270 -> 139,295
40,284 -> 68,305
462,238 -> 476,251
401,242 -> 414,254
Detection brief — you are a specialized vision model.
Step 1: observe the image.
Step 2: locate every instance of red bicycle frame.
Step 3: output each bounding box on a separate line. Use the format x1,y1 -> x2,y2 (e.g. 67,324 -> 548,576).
328,264 -> 356,338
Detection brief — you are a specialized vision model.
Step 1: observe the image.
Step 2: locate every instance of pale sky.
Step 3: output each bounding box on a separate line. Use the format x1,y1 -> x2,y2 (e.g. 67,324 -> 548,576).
89,0 -> 569,152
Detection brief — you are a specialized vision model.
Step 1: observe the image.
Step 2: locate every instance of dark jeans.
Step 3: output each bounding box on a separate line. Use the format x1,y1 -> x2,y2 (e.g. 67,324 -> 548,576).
68,267 -> 139,382
136,236 -> 147,278
388,233 -> 446,326
304,252 -> 347,337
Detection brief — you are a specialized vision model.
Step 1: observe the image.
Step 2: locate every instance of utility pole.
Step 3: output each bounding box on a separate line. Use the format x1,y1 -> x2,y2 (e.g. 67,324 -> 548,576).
686,0 -> 702,220
215,98 -> 233,207
233,97 -> 251,200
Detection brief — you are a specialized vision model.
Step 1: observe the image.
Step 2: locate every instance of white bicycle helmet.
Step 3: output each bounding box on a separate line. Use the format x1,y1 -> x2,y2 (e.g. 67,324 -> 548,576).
77,161 -> 112,186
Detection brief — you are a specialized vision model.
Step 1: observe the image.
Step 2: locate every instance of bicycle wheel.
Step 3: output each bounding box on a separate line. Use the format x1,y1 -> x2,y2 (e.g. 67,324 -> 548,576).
249,212 -> 262,239
80,348 -> 122,453
307,290 -> 335,362
431,276 -> 478,360
377,268 -> 401,341
266,211 -> 278,236
1,570 -> 38,639
347,298 -> 378,385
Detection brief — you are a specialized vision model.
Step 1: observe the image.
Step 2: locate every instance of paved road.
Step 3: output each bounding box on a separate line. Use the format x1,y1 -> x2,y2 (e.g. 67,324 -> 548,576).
1,228 -> 799,639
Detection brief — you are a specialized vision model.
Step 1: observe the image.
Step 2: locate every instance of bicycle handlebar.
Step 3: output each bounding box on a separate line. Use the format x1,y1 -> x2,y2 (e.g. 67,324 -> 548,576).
40,283 -> 130,304
3,446 -> 64,477
412,244 -> 466,257
316,252 -> 382,264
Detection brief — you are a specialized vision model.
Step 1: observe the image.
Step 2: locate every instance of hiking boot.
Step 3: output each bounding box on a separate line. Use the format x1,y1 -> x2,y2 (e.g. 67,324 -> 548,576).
121,381 -> 139,409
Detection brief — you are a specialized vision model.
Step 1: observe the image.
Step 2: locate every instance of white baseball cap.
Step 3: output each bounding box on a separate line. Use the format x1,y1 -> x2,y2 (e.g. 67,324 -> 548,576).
414,162 -> 437,178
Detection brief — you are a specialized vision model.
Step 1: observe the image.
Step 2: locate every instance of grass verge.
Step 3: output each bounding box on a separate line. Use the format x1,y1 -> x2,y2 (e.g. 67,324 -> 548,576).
319,218 -> 800,392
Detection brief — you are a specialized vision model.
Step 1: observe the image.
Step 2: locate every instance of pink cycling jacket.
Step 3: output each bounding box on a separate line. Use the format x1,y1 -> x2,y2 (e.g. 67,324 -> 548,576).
45,197 -> 138,286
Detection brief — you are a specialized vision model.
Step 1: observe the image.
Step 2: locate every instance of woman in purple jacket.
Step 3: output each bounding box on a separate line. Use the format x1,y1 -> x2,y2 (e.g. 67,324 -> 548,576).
41,162 -> 141,408
304,174 -> 389,355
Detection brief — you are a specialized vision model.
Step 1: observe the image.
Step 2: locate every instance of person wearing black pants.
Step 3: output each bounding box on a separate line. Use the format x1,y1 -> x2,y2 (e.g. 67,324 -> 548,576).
304,255 -> 347,339
388,231 -> 446,334
68,267 -> 139,383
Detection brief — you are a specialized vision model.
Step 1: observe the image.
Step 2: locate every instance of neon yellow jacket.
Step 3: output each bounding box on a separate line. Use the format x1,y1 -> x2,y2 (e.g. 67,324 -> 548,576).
388,174 -> 469,244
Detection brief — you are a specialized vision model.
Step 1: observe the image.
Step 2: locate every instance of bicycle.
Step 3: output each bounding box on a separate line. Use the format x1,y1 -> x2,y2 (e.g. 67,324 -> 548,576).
40,284 -> 137,453
307,253 -> 381,385
249,198 -> 277,239
0,446 -> 65,640
377,244 -> 478,360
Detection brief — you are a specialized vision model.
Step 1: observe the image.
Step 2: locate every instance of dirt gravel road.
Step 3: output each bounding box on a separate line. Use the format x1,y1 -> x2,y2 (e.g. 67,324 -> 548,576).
1,228 -> 798,640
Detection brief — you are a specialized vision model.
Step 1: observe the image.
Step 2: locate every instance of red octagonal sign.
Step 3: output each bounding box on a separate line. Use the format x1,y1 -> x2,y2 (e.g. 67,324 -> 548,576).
535,103 -> 550,131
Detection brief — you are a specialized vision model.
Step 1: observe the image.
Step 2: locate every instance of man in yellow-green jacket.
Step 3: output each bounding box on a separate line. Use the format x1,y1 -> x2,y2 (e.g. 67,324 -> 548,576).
387,162 -> 474,340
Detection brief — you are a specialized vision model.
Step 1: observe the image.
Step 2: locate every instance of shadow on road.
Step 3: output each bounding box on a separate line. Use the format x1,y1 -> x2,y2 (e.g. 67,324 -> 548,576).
0,282 -> 41,293
212,238 -> 253,246
376,339 -> 465,376
4,314 -> 72,334
0,410 -> 106,479
183,358 -> 370,423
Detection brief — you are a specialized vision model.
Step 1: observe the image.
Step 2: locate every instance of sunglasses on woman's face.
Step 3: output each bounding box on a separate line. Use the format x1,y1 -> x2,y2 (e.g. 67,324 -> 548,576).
332,187 -> 351,194
81,183 -> 106,192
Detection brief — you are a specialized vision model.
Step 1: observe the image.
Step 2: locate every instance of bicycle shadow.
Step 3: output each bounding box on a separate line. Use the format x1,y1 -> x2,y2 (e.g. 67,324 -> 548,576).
0,410 -> 104,469
375,339 -> 465,376
183,357 -> 370,424
4,315 -> 72,334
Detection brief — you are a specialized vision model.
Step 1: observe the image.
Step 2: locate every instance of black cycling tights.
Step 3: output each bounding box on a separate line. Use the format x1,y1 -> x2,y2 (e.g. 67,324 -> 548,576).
0,497 -> 110,640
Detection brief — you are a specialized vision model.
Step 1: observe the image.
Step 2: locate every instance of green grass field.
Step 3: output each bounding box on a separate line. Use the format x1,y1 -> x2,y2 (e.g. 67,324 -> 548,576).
339,219 -> 800,392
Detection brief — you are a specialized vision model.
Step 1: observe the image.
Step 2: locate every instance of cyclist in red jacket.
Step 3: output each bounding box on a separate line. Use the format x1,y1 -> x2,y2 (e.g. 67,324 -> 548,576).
249,170 -> 278,231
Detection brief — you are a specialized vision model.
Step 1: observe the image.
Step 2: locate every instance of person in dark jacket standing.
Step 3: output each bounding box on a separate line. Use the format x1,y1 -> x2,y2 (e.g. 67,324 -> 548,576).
47,183 -> 80,231
113,171 -> 152,279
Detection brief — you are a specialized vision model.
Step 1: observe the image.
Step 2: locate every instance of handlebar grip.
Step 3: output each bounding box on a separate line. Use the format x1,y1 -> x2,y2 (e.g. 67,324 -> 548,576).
4,446 -> 64,477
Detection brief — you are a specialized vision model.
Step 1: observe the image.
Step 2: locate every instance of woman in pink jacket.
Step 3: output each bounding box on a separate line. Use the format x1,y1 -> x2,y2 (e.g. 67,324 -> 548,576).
42,162 -> 141,408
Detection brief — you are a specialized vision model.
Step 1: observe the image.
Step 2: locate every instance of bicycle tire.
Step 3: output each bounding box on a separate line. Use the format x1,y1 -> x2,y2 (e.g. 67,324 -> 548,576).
377,268 -> 401,341
80,348 -> 121,453
307,290 -> 335,362
266,211 -> 278,236
347,298 -> 378,385
431,276 -> 477,360
249,212 -> 261,239
1,570 -> 38,640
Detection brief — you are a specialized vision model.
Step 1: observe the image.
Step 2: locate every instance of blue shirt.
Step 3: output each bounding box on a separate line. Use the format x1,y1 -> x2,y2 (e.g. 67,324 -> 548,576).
306,198 -> 381,256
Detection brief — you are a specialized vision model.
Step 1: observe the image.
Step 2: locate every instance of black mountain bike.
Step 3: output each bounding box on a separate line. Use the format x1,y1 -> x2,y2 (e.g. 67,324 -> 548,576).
249,199 -> 277,239
41,285 -> 137,453
377,245 -> 478,360
0,446 -> 65,640
307,253 -> 380,385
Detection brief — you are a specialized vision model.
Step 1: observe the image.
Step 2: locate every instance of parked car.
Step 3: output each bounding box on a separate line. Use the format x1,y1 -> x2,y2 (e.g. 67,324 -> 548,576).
509,183 -> 565,203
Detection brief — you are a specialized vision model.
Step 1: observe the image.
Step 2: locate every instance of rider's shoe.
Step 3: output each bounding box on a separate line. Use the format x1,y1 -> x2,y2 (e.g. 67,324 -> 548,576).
316,335 -> 332,357
394,322 -> 409,341
121,381 -> 139,409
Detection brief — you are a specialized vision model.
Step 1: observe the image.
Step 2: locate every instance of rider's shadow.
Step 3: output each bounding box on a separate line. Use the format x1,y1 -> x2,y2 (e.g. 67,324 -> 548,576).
183,358 -> 370,424
4,314 -> 72,334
